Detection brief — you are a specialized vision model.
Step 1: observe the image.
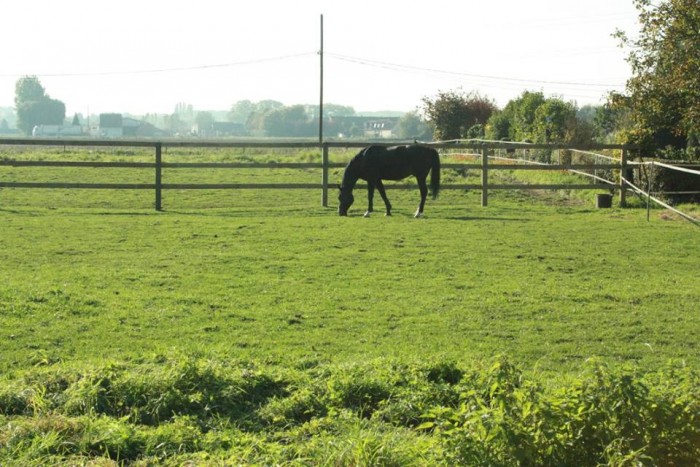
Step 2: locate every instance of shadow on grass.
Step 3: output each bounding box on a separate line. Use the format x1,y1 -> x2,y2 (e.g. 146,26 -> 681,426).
0,205 -> 530,222
446,215 -> 529,222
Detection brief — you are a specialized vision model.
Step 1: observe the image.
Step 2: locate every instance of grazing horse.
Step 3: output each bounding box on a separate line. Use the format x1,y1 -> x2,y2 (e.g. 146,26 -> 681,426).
338,144 -> 440,217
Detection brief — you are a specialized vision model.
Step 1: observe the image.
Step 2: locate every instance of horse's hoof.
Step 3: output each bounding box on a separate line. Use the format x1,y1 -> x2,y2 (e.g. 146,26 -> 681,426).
363,211 -> 371,218
414,211 -> 424,218
385,212 -> 392,217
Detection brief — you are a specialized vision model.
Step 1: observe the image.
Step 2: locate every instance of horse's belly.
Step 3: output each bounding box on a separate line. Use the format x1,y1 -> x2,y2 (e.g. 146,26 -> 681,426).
380,167 -> 413,181
382,174 -> 409,181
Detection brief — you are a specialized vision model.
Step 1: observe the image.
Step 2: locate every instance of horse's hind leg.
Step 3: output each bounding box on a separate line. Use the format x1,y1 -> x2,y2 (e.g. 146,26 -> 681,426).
415,176 -> 428,218
375,180 -> 392,216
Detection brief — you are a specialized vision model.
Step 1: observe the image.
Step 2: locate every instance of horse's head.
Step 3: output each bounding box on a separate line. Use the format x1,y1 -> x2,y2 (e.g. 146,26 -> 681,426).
338,186 -> 354,216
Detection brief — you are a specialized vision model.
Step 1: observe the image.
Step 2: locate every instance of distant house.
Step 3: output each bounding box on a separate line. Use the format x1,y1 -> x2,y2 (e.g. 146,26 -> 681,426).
123,117 -> 168,137
0,127 -> 20,136
365,118 -> 399,138
122,117 -> 140,136
99,113 -> 167,138
212,121 -> 246,137
32,124 -> 83,137
193,121 -> 246,137
99,113 -> 123,137
0,117 -> 20,135
327,116 -> 399,138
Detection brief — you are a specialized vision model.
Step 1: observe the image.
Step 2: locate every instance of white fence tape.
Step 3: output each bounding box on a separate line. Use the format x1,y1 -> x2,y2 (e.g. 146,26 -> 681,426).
623,177 -> 700,226
652,161 -> 700,176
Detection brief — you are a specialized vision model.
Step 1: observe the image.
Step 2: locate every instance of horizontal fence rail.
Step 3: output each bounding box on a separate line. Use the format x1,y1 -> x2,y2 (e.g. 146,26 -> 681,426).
1,138 -> 632,211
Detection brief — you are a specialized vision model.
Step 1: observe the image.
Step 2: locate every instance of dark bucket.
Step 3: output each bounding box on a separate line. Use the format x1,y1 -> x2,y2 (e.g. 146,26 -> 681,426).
596,193 -> 613,208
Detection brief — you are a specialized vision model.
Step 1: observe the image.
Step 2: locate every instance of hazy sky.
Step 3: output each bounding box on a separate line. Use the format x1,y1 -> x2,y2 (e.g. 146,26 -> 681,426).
2,0 -> 640,116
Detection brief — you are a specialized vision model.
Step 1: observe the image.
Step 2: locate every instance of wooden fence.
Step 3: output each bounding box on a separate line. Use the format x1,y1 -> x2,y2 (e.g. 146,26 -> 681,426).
0,138 -> 629,210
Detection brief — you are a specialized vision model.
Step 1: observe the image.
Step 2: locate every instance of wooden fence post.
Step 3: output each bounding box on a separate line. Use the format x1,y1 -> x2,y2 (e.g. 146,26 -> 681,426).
155,143 -> 162,211
481,145 -> 489,207
619,146 -> 627,208
322,144 -> 329,207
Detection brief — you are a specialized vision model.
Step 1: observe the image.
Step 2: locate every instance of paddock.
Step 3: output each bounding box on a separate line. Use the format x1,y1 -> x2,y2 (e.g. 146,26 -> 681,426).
0,138 -> 623,206
1,138 -> 698,226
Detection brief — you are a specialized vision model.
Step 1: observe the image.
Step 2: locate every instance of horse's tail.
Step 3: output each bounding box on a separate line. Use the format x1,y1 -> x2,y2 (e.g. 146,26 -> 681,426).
430,148 -> 440,199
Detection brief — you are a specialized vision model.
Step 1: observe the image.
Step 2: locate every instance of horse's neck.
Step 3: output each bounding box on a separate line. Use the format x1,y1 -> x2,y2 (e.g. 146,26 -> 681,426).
341,173 -> 358,190
341,161 -> 361,190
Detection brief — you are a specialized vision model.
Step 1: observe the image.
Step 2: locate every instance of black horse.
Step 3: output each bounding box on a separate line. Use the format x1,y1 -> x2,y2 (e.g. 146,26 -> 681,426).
338,145 -> 440,217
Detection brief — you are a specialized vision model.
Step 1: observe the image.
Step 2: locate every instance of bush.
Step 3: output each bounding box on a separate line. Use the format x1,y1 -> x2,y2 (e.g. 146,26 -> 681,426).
419,359 -> 700,466
645,163 -> 700,203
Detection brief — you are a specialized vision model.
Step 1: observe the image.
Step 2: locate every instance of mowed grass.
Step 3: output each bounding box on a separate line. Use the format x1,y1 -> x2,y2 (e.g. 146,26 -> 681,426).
0,152 -> 697,377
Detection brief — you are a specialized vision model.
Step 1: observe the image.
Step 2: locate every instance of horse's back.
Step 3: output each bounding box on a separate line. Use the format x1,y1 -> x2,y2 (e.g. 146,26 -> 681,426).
354,144 -> 437,181
390,144 -> 438,172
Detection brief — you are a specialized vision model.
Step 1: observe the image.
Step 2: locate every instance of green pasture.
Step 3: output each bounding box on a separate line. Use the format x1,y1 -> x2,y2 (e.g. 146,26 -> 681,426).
0,146 -> 698,465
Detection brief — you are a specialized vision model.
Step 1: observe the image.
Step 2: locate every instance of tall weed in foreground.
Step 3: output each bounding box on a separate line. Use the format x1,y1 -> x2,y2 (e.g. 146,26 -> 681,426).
419,358 -> 700,466
0,356 -> 698,465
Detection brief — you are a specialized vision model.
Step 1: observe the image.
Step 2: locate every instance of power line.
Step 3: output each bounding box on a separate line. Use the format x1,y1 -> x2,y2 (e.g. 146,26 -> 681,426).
3,50 -> 626,92
0,52 -> 317,78
327,53 -> 625,89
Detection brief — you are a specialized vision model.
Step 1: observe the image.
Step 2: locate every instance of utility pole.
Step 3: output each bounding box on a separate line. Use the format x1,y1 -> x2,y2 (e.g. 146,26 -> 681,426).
319,14 -> 324,144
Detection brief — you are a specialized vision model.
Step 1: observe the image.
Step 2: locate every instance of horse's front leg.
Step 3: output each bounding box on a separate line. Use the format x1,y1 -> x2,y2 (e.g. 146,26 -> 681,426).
365,182 -> 375,217
375,180 -> 392,216
415,177 -> 428,218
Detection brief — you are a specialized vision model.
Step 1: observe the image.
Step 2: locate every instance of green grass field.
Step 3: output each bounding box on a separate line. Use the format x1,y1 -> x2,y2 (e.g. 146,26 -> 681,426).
1,147 -> 698,465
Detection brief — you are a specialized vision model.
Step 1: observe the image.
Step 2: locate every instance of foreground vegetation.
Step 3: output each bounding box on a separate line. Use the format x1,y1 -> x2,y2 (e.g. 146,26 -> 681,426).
1,355 -> 698,465
1,146 -> 698,464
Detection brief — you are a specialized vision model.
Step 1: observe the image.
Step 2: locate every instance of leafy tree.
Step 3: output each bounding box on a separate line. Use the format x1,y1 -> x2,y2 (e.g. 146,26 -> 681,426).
14,76 -> 45,104
303,103 -> 355,120
503,91 -> 546,141
577,105 -> 598,125
14,76 -> 66,135
395,111 -> 432,140
322,104 -> 355,117
255,100 -> 284,113
533,98 -> 578,143
261,105 -> 314,137
615,0 -> 700,158
245,100 -> 286,134
228,100 -> 255,124
195,111 -> 215,131
260,108 -> 286,136
485,112 -> 511,141
486,91 -> 589,144
591,97 -> 633,142
465,124 -> 485,139
286,105 -> 315,136
421,89 -> 496,141
576,105 -> 600,141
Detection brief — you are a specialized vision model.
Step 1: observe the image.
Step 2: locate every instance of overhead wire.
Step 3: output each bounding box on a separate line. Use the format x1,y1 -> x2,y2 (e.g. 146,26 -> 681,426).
0,52 -> 318,78
324,52 -> 627,102
326,53 -> 624,89
3,49 -> 625,90
2,48 -> 627,104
